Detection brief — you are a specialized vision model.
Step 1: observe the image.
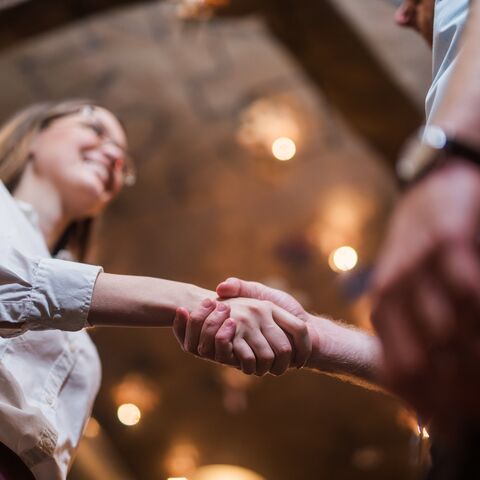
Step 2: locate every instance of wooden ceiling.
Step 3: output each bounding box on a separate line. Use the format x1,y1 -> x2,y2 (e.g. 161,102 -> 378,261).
0,2 -> 426,480
0,0 -> 422,165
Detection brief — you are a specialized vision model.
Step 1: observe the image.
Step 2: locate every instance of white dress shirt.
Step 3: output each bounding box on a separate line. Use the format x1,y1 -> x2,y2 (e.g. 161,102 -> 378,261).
425,0 -> 469,123
0,181 -> 102,480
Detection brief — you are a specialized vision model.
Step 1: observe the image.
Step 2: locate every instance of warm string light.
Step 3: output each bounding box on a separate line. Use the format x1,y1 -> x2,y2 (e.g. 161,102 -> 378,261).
328,245 -> 358,272
237,96 -> 304,162
271,137 -> 297,161
117,403 -> 141,426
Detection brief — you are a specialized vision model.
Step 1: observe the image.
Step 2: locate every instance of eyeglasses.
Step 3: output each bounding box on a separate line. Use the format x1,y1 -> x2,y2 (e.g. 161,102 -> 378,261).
41,104 -> 137,187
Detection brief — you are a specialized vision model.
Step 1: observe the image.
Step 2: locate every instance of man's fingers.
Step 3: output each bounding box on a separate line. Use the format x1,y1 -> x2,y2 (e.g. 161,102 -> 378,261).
436,245 -> 480,315
413,272 -> 456,347
233,338 -> 256,375
272,307 -> 311,368
184,299 -> 216,354
173,307 -> 189,347
198,303 -> 231,359
215,318 -> 238,366
374,293 -> 432,414
260,322 -> 293,376
217,277 -> 260,299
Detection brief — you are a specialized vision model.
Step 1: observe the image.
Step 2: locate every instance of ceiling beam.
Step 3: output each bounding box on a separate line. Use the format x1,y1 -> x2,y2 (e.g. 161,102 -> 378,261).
0,0 -> 422,167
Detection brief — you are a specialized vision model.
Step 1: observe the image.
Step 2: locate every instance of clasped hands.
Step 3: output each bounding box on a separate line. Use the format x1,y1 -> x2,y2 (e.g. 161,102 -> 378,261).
173,278 -> 314,376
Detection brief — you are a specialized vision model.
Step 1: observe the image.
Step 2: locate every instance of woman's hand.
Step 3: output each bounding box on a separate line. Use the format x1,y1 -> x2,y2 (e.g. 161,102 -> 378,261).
193,278 -> 383,388
173,297 -> 311,376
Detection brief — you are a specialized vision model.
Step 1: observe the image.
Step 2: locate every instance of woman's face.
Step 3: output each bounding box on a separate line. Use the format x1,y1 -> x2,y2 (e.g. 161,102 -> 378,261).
28,106 -> 128,218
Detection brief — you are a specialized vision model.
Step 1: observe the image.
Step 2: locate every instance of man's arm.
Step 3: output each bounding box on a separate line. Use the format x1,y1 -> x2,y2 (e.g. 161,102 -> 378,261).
174,278 -> 384,389
371,1 -> 480,426
305,313 -> 383,390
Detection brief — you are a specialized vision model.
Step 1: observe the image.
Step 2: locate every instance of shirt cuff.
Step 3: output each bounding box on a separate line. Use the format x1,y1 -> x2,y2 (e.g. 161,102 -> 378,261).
27,258 -> 103,332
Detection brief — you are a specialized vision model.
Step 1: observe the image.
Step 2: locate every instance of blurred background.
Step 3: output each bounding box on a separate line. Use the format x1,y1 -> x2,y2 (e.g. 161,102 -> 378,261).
0,1 -> 433,479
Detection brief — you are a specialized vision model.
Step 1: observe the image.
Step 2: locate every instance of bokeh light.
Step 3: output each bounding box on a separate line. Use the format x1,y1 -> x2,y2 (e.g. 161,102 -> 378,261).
191,465 -> 265,480
328,245 -> 358,272
117,403 -> 141,426
272,136 -> 296,161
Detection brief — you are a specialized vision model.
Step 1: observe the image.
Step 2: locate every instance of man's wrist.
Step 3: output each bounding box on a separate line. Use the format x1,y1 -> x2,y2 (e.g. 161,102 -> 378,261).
305,314 -> 383,386
398,125 -> 480,186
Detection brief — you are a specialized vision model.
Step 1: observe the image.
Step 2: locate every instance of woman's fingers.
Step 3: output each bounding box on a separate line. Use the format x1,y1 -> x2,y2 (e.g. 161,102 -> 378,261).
272,306 -> 311,368
233,338 -> 257,375
215,318 -> 238,366
243,329 -> 275,376
184,299 -> 216,354
260,322 -> 293,376
198,303 -> 231,359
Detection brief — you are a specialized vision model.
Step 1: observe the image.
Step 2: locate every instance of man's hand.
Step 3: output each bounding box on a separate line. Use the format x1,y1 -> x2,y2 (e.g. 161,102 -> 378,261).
173,296 -> 311,376
176,278 -> 382,387
371,161 -> 480,425
217,277 -> 309,321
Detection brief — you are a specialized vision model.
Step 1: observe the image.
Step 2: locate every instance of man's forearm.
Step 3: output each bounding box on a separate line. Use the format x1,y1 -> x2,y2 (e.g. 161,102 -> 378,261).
88,272 -> 216,328
305,314 -> 384,390
435,1 -> 480,143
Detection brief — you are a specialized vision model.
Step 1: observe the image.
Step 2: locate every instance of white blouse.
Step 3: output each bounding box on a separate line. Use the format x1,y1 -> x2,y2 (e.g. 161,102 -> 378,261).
0,181 -> 102,480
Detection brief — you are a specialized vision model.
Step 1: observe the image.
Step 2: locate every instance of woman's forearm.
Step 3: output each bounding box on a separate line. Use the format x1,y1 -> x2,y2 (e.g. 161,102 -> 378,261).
305,314 -> 385,390
88,272 -> 216,328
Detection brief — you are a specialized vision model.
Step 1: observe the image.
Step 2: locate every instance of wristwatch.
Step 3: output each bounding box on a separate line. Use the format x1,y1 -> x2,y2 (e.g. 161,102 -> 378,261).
397,125 -> 480,184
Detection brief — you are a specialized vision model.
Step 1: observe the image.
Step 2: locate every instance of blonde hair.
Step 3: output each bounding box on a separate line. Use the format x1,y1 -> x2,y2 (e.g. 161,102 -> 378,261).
0,99 -> 104,261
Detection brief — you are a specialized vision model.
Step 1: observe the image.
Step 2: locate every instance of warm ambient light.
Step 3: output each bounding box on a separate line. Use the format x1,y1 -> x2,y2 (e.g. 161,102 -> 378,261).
168,478 -> 188,480
417,426 -> 430,439
117,403 -> 141,426
84,417 -> 100,438
191,465 -> 265,480
329,245 -> 358,272
272,137 -> 296,161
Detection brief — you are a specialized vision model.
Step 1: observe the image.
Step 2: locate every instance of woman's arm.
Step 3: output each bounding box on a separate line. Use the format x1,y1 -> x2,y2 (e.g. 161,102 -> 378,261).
88,272 -> 216,328
89,273 -> 312,377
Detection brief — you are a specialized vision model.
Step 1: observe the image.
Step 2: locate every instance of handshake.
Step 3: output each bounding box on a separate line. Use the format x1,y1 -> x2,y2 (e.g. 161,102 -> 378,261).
173,277 -> 316,376
172,277 -> 380,382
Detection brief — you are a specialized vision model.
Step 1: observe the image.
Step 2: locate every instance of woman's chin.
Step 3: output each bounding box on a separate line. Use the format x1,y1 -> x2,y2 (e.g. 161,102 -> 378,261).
68,180 -> 112,218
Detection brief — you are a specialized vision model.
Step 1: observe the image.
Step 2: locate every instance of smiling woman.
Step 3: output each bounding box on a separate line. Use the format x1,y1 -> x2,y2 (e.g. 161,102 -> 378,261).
0,99 -> 313,480
0,100 -> 132,260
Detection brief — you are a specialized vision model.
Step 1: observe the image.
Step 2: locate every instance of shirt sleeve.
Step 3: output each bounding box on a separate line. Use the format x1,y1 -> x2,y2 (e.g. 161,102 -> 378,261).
0,242 -> 102,338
